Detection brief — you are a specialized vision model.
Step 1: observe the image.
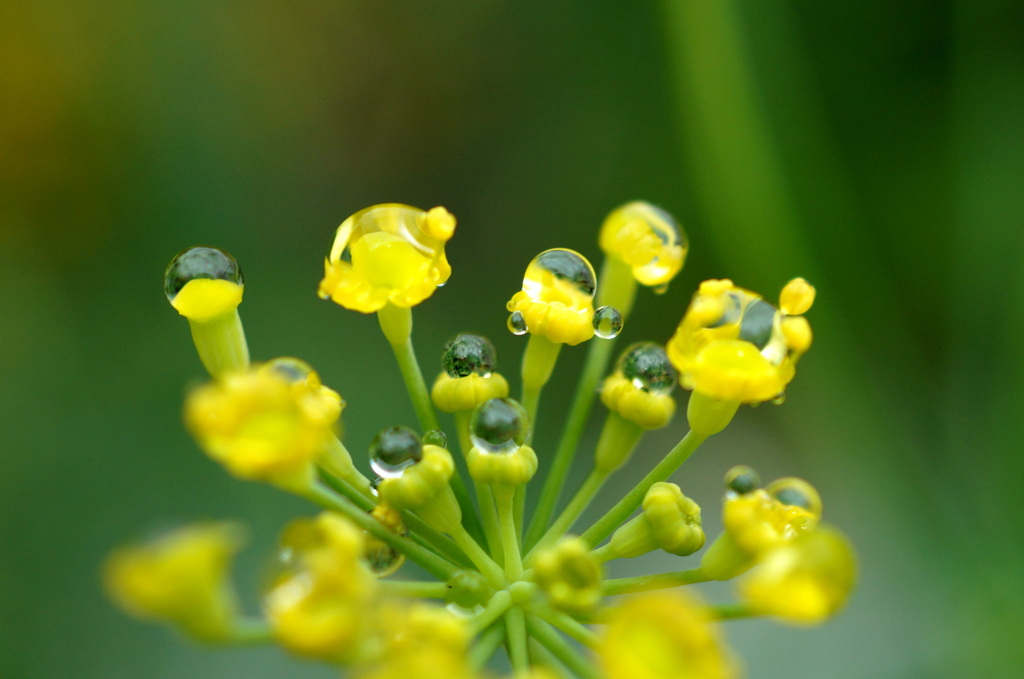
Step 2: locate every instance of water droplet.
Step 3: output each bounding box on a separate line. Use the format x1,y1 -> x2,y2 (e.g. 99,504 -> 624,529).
369,426 -> 423,478
317,290 -> 331,300
724,465 -> 761,495
507,310 -> 528,335
470,398 -> 530,454
592,306 -> 623,339
770,393 -> 787,406
423,429 -> 448,448
263,357 -> 314,383
363,507 -> 407,577
369,476 -> 383,497
164,246 -> 242,302
618,342 -> 677,395
524,249 -> 596,299
443,334 -> 497,377
652,284 -> 669,295
765,477 -> 822,517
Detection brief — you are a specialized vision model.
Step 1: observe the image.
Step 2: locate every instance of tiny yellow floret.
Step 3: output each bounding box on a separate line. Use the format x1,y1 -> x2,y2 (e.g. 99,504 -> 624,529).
600,373 -> 676,430
598,201 -> 687,289
318,203 -> 454,313
779,277 -> 816,316
599,591 -> 738,679
184,366 -> 338,489
506,248 -> 598,345
739,526 -> 856,625
357,602 -> 475,679
104,522 -> 242,642
532,536 -> 604,615
265,512 -> 377,661
667,278 -> 812,404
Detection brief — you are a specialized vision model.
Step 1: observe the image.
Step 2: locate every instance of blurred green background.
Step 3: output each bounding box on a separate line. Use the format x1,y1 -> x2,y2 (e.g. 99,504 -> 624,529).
2,1 -> 1022,677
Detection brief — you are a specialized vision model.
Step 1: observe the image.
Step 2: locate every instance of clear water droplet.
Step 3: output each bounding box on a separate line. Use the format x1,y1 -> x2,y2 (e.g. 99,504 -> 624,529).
652,284 -> 669,295
369,426 -> 423,478
507,310 -> 528,335
443,334 -> 497,377
369,476 -> 383,497
423,429 -> 448,448
264,357 -> 314,383
724,465 -> 761,495
364,538 -> 405,577
618,342 -> 677,395
470,398 -> 530,454
164,246 -> 242,302
524,249 -> 596,299
765,477 -> 821,516
593,306 -> 623,339
770,393 -> 787,406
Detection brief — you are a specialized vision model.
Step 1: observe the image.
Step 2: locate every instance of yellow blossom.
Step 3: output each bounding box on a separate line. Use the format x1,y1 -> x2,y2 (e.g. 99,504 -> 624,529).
532,536 -> 604,614
600,342 -> 677,430
598,201 -> 687,290
103,522 -> 242,642
506,248 -> 601,346
739,526 -> 856,625
184,365 -> 338,489
318,204 -> 455,313
723,479 -> 821,556
465,398 -> 538,486
357,602 -> 476,679
599,591 -> 738,679
666,278 -> 814,404
265,512 -> 377,661
432,334 -> 510,412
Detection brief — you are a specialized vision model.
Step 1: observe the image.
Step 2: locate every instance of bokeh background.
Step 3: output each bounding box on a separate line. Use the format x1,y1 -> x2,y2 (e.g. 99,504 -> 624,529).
2,1 -> 1022,677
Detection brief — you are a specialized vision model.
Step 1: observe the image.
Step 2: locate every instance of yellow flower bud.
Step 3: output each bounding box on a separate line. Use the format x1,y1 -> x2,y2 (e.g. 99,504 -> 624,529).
184,366 -> 337,489
779,277 -> 816,316
265,512 -> 377,661
104,522 -> 242,642
598,201 -> 687,290
318,204 -> 455,313
723,480 -> 821,556
376,441 -> 463,533
465,398 -> 538,486
358,602 -> 475,679
667,278 -> 812,404
610,482 -> 704,558
507,248 -> 616,346
432,333 -> 510,411
599,591 -> 738,679
739,526 -> 856,625
532,536 -> 604,615
164,246 -> 249,376
600,342 -> 677,430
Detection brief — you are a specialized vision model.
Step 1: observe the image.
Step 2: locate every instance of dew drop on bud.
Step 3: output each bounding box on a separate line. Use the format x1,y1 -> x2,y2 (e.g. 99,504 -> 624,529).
765,477 -> 821,516
508,310 -> 529,335
593,306 -> 623,339
443,334 -> 497,378
470,398 -> 530,454
164,246 -> 242,303
423,429 -> 448,449
369,426 -> 423,478
369,476 -> 383,497
618,342 -> 677,395
263,357 -> 314,383
770,393 -> 787,406
724,465 -> 761,495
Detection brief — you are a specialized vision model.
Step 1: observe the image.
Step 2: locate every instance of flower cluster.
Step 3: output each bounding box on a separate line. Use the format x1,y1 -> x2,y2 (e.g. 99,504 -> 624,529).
106,201 -> 856,678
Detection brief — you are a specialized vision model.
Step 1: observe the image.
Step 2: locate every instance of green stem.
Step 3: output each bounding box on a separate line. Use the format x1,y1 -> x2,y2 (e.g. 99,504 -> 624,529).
529,638 -> 569,678
456,411 -> 504,562
526,469 -> 608,563
449,523 -> 507,589
602,568 -> 710,595
525,616 -> 601,679
527,603 -> 599,647
580,430 -> 708,547
303,484 -> 458,581
495,486 -> 524,581
469,623 -> 506,670
524,334 -> 615,550
710,602 -> 760,620
225,618 -> 272,645
589,543 -> 617,564
316,468 -> 471,569
467,589 -> 513,637
505,607 -> 530,674
379,306 -> 486,545
378,580 -> 451,599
